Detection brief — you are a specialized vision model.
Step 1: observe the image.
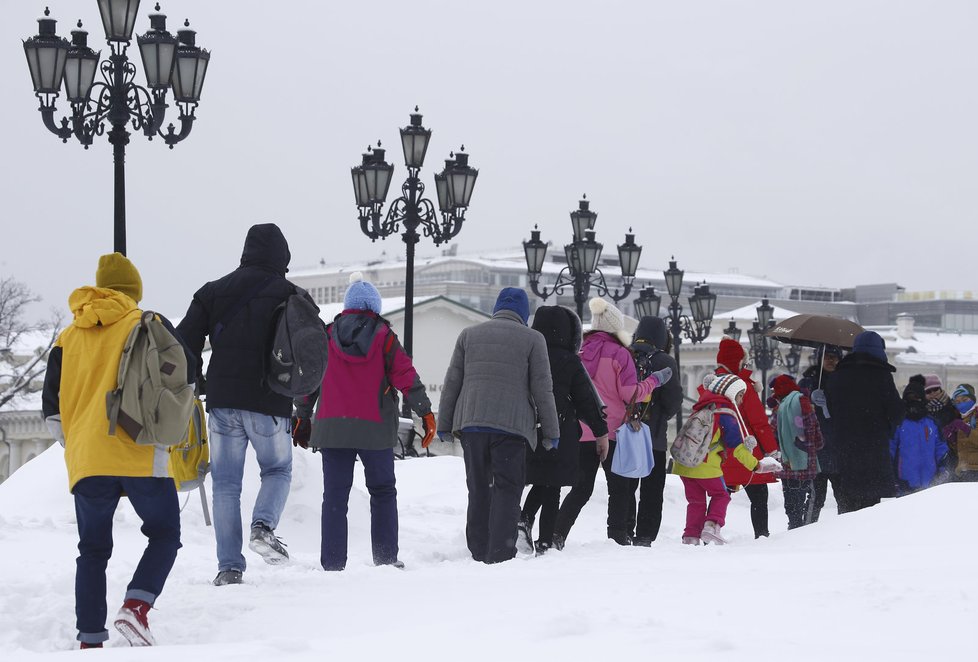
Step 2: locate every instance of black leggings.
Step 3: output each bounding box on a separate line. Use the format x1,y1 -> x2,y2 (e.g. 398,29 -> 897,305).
743,483 -> 770,538
553,440 -> 636,541
521,485 -> 560,545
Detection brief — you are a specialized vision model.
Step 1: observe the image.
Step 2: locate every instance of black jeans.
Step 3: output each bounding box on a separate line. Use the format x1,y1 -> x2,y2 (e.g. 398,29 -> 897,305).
782,478 -> 815,529
461,431 -> 526,563
811,472 -> 842,522
627,449 -> 667,540
554,440 -> 637,541
743,483 -> 770,538
521,485 -> 560,546
73,476 -> 181,644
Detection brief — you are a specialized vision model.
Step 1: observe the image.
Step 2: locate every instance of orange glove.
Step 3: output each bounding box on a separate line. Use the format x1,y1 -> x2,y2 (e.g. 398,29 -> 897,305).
421,412 -> 436,448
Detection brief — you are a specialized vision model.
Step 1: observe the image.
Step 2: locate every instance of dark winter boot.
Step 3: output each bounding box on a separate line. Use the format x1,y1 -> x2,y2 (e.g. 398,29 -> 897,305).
632,536 -> 653,547
607,528 -> 633,546
213,569 -> 244,586
80,643 -> 103,649
552,533 -> 566,551
113,598 -> 154,647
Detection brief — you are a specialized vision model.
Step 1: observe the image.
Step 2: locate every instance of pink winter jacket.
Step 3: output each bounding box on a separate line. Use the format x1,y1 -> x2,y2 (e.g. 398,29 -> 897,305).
578,332 -> 659,441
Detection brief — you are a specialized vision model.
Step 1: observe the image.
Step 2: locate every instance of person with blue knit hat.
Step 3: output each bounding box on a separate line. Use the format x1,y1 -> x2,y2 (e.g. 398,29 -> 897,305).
438,288 -> 560,563
343,272 -> 383,314
824,330 -> 903,513
294,271 -> 435,571
492,286 -> 531,324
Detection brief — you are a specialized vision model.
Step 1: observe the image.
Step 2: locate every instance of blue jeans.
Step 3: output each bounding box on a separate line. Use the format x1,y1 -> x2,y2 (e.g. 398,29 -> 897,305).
209,408 -> 292,572
321,448 -> 398,570
73,476 -> 181,644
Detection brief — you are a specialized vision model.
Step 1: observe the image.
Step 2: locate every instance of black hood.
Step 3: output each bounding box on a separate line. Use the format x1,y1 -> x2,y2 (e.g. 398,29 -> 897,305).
240,223 -> 291,275
633,316 -> 668,350
531,305 -> 582,352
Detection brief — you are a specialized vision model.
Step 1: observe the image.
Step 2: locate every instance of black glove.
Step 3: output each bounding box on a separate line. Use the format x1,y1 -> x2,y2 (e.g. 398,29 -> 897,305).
292,416 -> 311,449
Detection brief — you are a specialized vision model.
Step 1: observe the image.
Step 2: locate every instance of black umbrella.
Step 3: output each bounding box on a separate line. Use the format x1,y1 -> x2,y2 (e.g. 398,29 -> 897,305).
765,314 -> 865,350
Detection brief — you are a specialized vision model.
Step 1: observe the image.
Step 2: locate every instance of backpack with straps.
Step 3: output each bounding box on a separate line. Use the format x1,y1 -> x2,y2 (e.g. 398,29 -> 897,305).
167,395 -> 212,525
168,396 -> 209,491
106,311 -> 194,448
670,403 -> 737,468
266,288 -> 328,397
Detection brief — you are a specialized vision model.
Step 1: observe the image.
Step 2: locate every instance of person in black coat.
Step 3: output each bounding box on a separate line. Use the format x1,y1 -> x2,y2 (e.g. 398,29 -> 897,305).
627,316 -> 683,545
519,306 -> 607,553
176,223 -> 302,585
823,331 -> 903,514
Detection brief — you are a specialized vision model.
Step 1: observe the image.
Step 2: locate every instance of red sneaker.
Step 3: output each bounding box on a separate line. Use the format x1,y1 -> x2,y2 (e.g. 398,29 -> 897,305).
113,598 -> 155,646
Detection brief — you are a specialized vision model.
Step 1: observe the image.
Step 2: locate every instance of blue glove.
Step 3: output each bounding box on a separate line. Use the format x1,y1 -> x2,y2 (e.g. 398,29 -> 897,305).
549,438 -> 560,450
437,431 -> 453,443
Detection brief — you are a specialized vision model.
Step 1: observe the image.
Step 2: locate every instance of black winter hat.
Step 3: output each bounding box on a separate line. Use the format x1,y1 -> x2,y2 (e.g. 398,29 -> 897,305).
633,316 -> 668,350
904,375 -> 926,401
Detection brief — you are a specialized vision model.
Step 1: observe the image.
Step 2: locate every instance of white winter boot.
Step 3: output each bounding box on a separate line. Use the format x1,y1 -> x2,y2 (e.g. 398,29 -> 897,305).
700,521 -> 728,545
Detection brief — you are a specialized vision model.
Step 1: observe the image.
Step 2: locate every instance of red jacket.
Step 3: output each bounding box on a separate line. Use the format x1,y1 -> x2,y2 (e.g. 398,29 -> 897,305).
716,366 -> 778,486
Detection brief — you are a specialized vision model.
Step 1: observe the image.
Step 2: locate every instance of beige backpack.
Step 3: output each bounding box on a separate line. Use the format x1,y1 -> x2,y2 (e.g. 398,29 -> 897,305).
106,311 -> 194,448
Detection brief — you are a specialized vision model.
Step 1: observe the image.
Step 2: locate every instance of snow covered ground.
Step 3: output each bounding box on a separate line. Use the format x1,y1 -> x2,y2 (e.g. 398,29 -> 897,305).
0,444 -> 973,660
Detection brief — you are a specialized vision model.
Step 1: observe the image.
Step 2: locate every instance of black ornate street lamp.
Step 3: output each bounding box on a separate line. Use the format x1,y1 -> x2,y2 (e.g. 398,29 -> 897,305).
351,108 -> 478,369
747,298 -> 783,402
784,344 -> 803,376
639,258 -> 717,433
22,2 -> 209,255
523,196 -> 641,320
724,319 -> 742,342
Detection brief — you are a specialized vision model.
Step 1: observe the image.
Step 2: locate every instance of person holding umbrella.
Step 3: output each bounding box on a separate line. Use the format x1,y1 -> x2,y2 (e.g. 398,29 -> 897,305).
799,345 -> 844,521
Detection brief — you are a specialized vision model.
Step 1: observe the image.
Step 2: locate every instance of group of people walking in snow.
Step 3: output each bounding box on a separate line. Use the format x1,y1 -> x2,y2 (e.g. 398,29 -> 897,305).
43,224 -> 439,648
40,221 -> 978,649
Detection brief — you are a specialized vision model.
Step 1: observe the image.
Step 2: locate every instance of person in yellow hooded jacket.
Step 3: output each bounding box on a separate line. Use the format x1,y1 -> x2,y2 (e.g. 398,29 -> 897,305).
673,373 -> 781,545
41,253 -> 194,649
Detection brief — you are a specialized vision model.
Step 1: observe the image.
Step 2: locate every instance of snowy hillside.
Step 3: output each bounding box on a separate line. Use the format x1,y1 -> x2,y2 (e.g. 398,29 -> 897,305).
0,444 -> 973,660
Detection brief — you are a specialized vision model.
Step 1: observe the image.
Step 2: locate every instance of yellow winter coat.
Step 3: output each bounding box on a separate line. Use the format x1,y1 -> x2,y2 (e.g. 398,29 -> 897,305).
672,392 -> 759,480
56,287 -> 170,491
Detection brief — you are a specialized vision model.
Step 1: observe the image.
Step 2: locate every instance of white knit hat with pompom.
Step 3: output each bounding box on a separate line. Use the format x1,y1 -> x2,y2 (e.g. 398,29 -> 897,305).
588,297 -> 630,346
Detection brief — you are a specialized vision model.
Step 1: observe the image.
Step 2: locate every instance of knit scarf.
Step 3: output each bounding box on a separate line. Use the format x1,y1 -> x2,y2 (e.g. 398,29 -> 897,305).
926,392 -> 950,416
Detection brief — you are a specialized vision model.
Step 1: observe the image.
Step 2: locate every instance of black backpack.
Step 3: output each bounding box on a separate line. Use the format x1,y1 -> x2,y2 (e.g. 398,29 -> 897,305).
266,288 -> 328,397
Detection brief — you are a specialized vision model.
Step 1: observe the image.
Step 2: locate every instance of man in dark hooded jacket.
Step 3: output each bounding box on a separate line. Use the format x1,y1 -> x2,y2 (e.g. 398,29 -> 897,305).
177,223 -> 302,585
823,331 -> 903,513
627,316 -> 682,545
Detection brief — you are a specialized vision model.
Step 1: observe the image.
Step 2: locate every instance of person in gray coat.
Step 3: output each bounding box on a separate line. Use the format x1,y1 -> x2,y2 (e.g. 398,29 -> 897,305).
438,288 -> 560,563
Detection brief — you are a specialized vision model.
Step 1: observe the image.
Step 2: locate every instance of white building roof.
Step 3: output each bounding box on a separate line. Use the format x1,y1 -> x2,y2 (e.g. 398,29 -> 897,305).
291,249 -> 785,290
868,326 -> 978,367
715,301 -> 801,322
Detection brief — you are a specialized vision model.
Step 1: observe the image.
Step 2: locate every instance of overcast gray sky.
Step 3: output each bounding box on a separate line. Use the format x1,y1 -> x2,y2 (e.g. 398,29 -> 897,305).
2,0 -> 977,320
